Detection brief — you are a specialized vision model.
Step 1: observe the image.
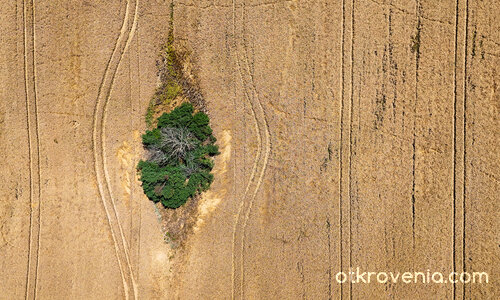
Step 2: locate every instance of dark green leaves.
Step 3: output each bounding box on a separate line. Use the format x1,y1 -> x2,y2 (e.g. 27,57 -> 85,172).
138,102 -> 219,208
142,128 -> 161,146
157,102 -> 194,128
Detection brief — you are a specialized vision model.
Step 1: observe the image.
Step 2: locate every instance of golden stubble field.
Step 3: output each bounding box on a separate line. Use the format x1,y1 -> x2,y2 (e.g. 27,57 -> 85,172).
0,0 -> 498,299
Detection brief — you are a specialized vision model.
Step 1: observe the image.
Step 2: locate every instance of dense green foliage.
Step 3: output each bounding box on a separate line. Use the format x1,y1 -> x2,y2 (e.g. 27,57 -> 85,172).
138,103 -> 219,208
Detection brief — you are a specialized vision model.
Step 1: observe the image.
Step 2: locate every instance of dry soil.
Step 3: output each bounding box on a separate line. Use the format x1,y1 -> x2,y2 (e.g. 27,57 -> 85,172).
0,0 -> 498,299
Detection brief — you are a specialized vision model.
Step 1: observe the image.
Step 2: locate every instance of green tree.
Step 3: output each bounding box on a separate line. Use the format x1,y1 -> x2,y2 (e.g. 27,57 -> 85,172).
138,102 -> 219,208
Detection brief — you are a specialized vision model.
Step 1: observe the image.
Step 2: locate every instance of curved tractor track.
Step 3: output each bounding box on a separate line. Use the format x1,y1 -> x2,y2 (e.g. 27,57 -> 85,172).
92,0 -> 139,299
230,0 -> 272,299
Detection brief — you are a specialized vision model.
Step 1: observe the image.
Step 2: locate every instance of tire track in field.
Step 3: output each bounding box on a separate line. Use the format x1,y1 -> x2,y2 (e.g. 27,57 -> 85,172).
451,1 -> 469,298
452,0 -> 460,298
92,1 -> 139,299
23,0 -> 42,299
461,1 -> 469,299
230,0 -> 261,296
348,2 -> 355,299
338,1 -> 345,299
239,0 -> 272,297
230,0 -> 271,298
339,0 -> 355,298
101,0 -> 139,296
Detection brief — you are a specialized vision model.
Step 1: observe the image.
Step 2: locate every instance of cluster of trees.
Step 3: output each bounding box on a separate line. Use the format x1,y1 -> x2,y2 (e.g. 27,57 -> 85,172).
138,103 -> 219,208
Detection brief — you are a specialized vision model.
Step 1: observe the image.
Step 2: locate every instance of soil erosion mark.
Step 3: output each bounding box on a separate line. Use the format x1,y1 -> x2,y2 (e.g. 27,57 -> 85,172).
230,0 -> 271,299
23,0 -> 42,299
92,0 -> 139,299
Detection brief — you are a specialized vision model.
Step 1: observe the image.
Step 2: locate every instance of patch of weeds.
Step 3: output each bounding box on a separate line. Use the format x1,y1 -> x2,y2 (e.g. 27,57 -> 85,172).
144,1 -> 182,129
145,101 -> 155,129
164,231 -> 178,248
410,20 -> 421,54
165,231 -> 177,243
471,29 -> 477,58
410,31 -> 420,54
320,142 -> 333,172
153,80 -> 181,106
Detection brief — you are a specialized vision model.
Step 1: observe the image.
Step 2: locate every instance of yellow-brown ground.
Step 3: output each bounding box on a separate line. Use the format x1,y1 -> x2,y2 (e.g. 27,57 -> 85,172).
0,0 -> 498,299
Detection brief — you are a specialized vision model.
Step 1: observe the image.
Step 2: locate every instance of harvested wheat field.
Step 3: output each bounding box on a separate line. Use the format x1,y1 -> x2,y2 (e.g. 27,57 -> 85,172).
0,0 -> 498,299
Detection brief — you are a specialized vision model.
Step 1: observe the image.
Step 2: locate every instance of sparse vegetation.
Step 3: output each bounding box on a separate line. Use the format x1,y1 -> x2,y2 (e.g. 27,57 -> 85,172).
145,101 -> 155,128
138,103 -> 219,208
410,20 -> 421,54
144,1 -> 181,129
